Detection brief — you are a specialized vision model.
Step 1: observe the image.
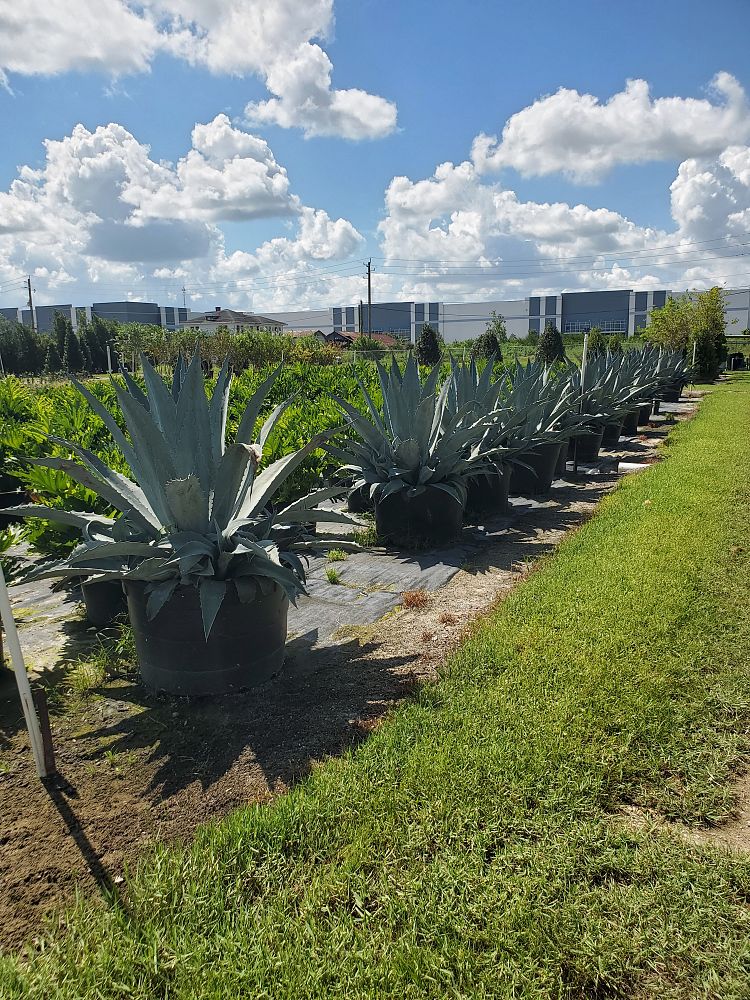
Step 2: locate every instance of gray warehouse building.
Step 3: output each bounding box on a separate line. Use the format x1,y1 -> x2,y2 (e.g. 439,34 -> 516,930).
263,287 -> 750,342
3,286 -> 750,343
0,300 -> 189,332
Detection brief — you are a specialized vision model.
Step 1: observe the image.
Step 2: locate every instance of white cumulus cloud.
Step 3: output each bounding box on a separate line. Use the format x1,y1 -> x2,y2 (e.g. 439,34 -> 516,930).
0,0 -> 396,140
0,118 -> 363,310
472,73 -> 750,183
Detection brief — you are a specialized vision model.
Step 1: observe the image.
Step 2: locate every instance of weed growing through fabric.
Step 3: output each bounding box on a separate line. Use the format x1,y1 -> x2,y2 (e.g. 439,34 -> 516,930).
352,524 -> 379,547
325,567 -> 341,585
402,588 -> 430,609
327,549 -> 349,562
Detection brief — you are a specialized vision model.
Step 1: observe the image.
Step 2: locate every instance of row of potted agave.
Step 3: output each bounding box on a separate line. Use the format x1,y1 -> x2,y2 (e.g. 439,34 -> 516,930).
6,347 -> 689,697
334,346 -> 689,544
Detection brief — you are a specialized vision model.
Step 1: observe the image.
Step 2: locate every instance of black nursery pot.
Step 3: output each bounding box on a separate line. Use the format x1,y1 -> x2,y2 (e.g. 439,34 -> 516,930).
621,409 -> 640,435
81,579 -> 127,628
124,580 -> 289,696
660,381 -> 683,403
638,402 -> 653,426
554,443 -> 569,477
465,463 -> 510,519
375,486 -> 464,548
346,483 -> 374,513
509,442 -> 563,497
570,425 -> 605,463
601,418 -> 624,447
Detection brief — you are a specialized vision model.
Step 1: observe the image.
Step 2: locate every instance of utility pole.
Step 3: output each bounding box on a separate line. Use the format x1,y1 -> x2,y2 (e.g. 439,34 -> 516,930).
182,285 -> 187,310
367,259 -> 372,335
26,276 -> 35,334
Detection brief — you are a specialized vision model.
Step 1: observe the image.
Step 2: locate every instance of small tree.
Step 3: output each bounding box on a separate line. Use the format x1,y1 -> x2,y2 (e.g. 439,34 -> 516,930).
524,328 -> 539,346
607,334 -> 623,353
414,323 -> 442,366
471,328 -> 502,362
586,326 -> 607,356
62,327 -> 84,372
691,328 -> 719,379
44,339 -> 62,374
485,310 -> 507,342
646,295 -> 694,351
52,310 -> 72,359
536,321 -> 565,365
694,286 -> 728,366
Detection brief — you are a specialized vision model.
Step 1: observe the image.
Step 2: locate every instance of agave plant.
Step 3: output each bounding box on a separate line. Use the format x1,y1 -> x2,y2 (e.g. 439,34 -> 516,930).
329,355 -> 496,507
499,358 -> 586,449
444,356 -> 532,465
10,354 -> 354,637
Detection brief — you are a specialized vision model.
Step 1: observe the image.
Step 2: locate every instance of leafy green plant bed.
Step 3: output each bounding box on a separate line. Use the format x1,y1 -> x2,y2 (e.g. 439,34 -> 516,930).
3,381 -> 750,994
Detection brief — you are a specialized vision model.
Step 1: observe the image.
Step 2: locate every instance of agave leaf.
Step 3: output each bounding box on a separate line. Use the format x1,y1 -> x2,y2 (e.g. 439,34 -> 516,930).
258,394 -> 296,452
3,504 -> 115,530
243,555 -> 303,604
332,395 -> 388,455
113,382 -> 177,525
353,375 -> 388,438
26,455 -> 161,532
175,353 -> 213,496
47,435 -> 160,534
122,556 -> 180,582
171,354 -> 186,401
208,358 -> 232,461
413,394 -> 437,454
393,438 -> 421,471
165,475 -> 209,533
71,377 -> 142,481
274,485 -> 345,521
198,578 -> 228,639
69,541 -> 166,565
235,428 -> 339,522
211,442 -> 257,527
119,366 -> 150,410
139,355 -> 179,442
145,579 -> 179,620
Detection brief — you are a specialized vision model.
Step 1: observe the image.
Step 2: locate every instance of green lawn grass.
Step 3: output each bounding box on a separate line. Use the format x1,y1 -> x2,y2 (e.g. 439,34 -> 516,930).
4,378 -> 750,998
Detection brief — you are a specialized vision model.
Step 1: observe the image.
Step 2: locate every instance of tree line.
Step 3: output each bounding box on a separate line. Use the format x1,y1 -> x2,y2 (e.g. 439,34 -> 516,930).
0,311 -> 116,375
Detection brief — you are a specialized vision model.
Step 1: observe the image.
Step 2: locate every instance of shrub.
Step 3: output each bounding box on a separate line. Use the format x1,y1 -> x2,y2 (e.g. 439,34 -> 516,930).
470,328 -> 502,362
414,323 -> 442,366
586,327 -> 608,356
536,321 -> 566,365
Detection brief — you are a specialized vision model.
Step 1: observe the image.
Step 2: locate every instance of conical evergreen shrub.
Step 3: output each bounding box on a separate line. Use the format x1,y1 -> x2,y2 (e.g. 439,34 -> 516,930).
415,323 -> 442,366
536,321 -> 565,365
587,327 -> 607,356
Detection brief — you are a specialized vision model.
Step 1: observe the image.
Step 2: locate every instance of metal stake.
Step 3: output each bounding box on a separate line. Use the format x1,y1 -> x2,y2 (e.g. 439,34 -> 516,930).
0,563 -> 50,778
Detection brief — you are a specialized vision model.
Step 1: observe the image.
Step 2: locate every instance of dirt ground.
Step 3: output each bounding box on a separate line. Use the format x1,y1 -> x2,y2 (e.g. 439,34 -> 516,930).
4,404 -> 733,954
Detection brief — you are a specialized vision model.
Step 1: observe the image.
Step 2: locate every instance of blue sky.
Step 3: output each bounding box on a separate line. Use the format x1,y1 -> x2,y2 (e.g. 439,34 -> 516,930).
1,0 -> 750,313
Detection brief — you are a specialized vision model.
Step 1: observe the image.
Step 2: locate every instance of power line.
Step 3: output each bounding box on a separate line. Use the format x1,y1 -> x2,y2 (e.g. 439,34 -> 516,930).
371,231 -> 750,266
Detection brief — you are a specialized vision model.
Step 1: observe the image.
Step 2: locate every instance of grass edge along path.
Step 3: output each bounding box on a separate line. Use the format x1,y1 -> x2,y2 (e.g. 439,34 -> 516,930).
3,378 -> 750,998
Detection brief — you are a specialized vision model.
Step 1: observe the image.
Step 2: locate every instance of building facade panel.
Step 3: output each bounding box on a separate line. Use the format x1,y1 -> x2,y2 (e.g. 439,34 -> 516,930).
561,290 -> 631,333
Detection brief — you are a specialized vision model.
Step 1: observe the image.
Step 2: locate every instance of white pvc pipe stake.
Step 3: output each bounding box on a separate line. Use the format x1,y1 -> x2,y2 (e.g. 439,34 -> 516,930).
0,563 -> 48,778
